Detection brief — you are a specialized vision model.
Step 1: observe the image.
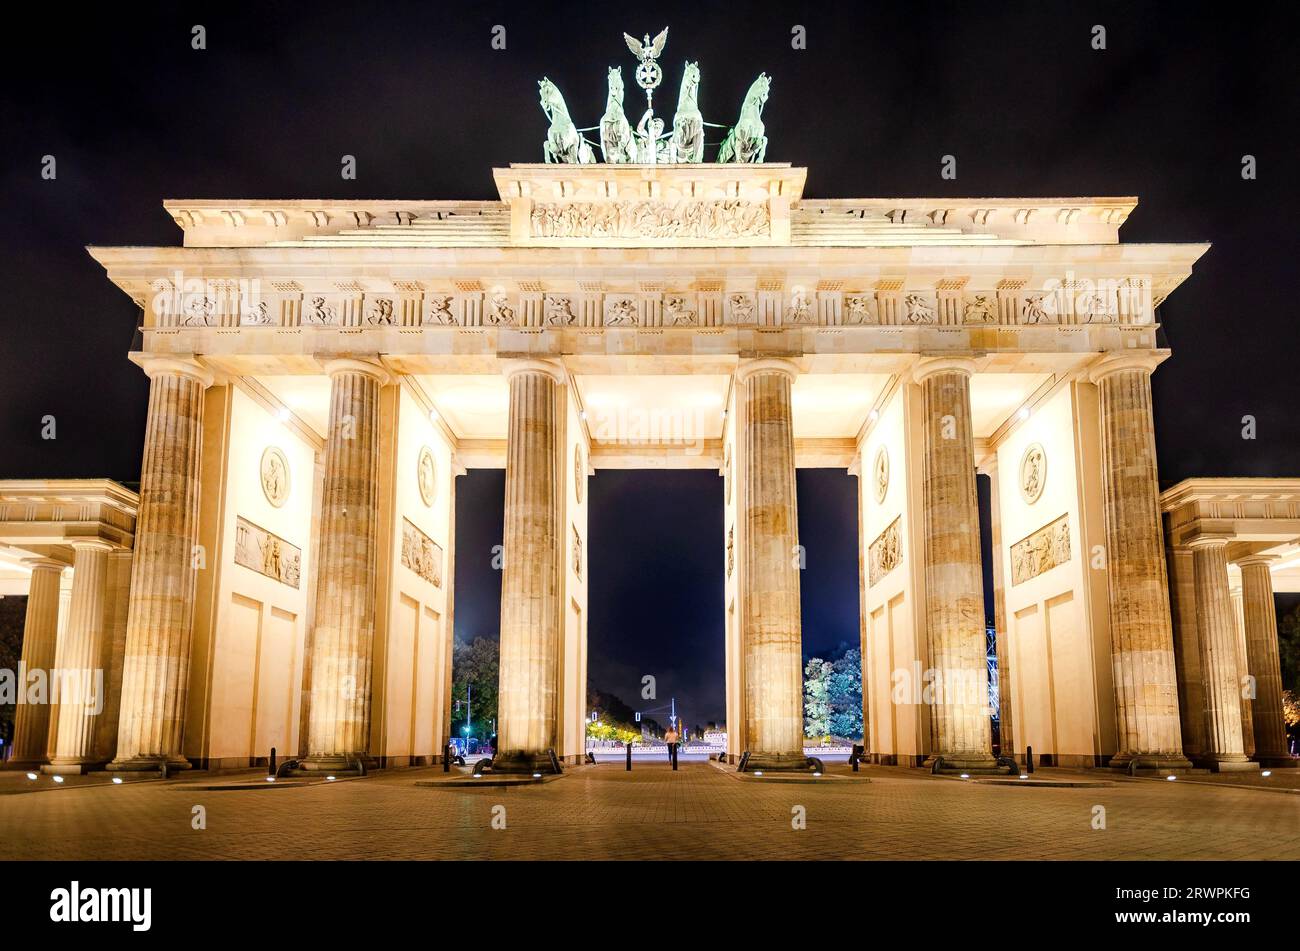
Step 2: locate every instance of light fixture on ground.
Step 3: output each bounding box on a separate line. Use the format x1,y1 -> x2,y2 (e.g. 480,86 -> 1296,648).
112,778 -> 123,784
26,772 -> 37,781
52,775 -> 64,783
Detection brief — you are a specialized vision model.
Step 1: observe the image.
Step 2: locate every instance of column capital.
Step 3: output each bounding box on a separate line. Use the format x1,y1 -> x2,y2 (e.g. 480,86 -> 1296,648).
913,356 -> 978,383
22,556 -> 66,572
499,357 -> 567,384
1087,350 -> 1168,384
1186,532 -> 1233,551
135,354 -> 215,388
321,357 -> 391,385
1234,553 -> 1278,570
68,538 -> 117,553
735,357 -> 798,384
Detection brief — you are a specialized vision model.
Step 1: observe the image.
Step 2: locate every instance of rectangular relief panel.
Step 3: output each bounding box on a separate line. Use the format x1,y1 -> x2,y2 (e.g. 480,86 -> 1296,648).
234,517 -> 302,588
1010,513 -> 1070,586
401,517 -> 444,587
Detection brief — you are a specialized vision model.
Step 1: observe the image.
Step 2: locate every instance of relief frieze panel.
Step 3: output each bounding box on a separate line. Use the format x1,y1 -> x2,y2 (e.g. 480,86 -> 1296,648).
1010,513 -> 1071,586
234,517 -> 302,588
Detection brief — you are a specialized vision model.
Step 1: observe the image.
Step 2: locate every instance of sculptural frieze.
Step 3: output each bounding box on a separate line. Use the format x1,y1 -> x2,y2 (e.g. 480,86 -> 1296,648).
727,293 -> 756,324
182,295 -> 217,326
367,297 -> 394,325
424,295 -> 457,325
241,300 -> 273,326
665,295 -> 698,325
486,293 -> 516,326
530,199 -> 769,240
235,517 -> 301,588
786,290 -> 815,324
963,294 -> 997,324
904,293 -> 937,324
1021,293 -> 1053,324
1011,513 -> 1070,586
401,517 -> 443,587
868,516 -> 902,587
843,294 -> 878,325
303,296 -> 338,325
546,296 -> 578,326
604,295 -> 640,326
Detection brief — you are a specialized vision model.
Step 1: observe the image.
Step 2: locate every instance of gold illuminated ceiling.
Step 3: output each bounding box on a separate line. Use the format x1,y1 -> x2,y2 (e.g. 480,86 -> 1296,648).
253,370 -> 1050,458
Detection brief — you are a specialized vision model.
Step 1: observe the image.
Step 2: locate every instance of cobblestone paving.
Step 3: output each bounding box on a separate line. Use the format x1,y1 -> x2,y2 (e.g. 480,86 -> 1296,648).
1,763 -> 1296,861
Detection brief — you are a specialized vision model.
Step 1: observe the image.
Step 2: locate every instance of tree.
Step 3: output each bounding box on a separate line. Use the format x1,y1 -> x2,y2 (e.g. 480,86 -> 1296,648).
804,658 -> 832,738
827,648 -> 864,740
1283,690 -> 1299,730
1279,605 -> 1300,692
450,636 -> 498,742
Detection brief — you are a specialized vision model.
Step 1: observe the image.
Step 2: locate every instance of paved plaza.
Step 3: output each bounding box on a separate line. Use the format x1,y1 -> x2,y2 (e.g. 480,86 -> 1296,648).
2,762 -> 1296,861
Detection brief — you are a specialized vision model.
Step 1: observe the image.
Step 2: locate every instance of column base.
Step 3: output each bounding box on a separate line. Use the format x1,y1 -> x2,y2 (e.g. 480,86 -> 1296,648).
740,751 -> 814,772
295,753 -> 376,775
105,755 -> 192,773
924,752 -> 1004,774
490,750 -> 562,775
1194,753 -> 1260,773
1108,752 -> 1193,772
42,760 -> 108,776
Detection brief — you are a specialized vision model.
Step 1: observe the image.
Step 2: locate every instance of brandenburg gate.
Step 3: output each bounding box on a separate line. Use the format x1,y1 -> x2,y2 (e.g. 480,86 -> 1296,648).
6,35 -> 1291,778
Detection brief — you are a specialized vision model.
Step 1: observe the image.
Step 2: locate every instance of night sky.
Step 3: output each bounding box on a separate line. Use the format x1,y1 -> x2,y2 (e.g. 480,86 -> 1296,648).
4,4 -> 1298,727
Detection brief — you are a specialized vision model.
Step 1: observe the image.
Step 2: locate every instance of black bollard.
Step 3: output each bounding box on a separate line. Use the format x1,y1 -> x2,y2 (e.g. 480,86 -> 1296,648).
671,743 -> 678,771
625,741 -> 632,771
443,742 -> 451,772
1026,745 -> 1034,774
269,747 -> 277,775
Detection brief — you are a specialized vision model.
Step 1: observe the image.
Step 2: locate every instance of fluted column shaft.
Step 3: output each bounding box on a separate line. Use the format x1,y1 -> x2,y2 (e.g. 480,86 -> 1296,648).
111,360 -> 212,770
1229,587 -> 1254,758
10,560 -> 65,766
1238,557 -> 1292,764
303,361 -> 387,769
495,362 -> 564,771
1091,357 -> 1189,768
917,360 -> 995,768
1189,537 -> 1249,767
738,361 -> 804,767
47,541 -> 113,771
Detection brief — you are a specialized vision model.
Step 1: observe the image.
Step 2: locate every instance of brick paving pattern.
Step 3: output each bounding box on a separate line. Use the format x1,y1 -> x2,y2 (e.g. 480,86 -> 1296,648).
1,763 -> 1296,861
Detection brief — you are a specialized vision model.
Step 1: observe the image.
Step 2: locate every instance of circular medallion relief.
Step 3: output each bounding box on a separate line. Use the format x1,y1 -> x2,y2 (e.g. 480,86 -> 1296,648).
873,447 -> 889,504
574,445 -> 584,503
417,446 -> 436,507
260,446 -> 290,508
1020,443 -> 1047,504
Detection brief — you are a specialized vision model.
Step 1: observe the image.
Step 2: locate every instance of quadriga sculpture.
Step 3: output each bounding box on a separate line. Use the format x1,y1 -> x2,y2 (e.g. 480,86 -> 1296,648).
717,73 -> 770,164
539,78 -> 595,164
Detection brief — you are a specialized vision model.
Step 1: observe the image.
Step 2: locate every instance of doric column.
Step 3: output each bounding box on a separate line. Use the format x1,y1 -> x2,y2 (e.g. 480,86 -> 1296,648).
1237,555 -> 1294,766
8,559 -> 65,767
736,359 -> 805,769
1187,536 -> 1252,769
1229,585 -> 1254,758
494,359 -> 566,772
301,359 -> 390,771
916,358 -> 996,770
45,540 -> 114,773
1089,353 -> 1190,769
110,357 -> 213,771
